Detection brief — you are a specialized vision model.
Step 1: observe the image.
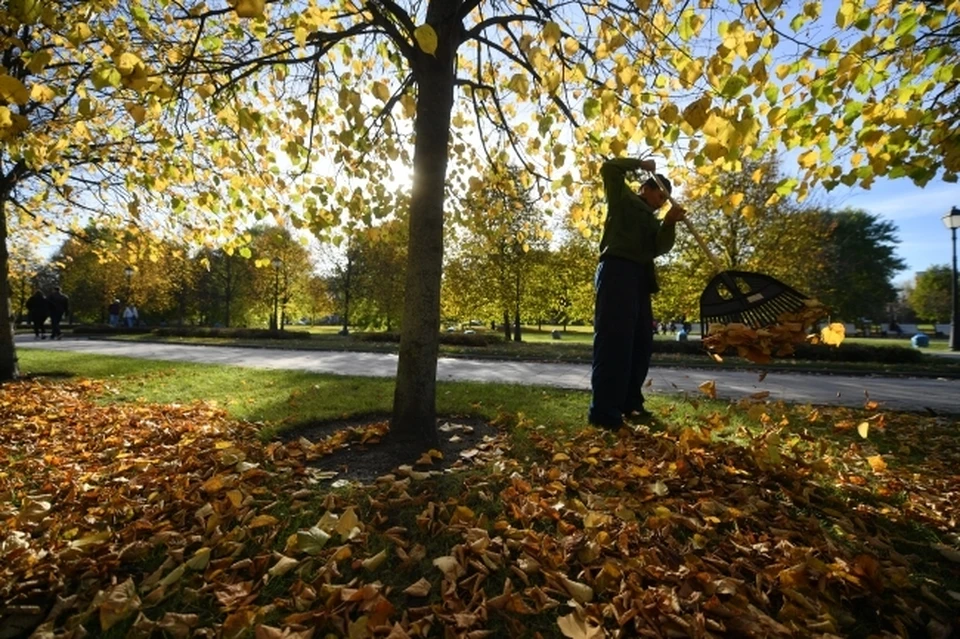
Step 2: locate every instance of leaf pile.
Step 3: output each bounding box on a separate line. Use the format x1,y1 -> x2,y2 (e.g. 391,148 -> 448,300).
702,299 -> 843,364
2,380 -> 958,638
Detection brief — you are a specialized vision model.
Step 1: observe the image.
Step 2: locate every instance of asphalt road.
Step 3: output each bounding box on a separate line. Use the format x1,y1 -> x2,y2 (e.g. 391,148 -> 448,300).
16,336 -> 960,414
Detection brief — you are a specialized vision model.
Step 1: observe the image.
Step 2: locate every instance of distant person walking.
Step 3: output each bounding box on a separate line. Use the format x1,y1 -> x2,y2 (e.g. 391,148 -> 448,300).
123,303 -> 139,328
47,286 -> 70,340
25,290 -> 49,339
108,298 -> 121,327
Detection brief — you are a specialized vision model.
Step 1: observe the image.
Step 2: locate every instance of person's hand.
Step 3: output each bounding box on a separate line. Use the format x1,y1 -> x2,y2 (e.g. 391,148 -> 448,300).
639,158 -> 656,172
664,203 -> 686,224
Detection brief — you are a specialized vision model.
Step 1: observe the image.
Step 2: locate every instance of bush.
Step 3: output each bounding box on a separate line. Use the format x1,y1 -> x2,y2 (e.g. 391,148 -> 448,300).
153,327 -> 307,340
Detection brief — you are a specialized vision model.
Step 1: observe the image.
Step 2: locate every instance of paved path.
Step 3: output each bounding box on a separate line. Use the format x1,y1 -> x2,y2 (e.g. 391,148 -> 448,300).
16,336 -> 960,414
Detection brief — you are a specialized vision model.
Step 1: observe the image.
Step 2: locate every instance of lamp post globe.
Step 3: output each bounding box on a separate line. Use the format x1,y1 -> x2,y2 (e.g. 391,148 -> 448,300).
942,207 -> 960,352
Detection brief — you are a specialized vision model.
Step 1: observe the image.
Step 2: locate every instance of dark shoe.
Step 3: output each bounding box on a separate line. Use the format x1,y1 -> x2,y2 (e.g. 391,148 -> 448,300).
593,421 -> 626,432
625,408 -> 654,423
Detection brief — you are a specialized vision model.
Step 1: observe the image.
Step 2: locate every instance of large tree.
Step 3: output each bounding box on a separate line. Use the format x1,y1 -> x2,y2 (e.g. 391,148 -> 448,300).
89,0 -> 960,447
817,209 -> 907,322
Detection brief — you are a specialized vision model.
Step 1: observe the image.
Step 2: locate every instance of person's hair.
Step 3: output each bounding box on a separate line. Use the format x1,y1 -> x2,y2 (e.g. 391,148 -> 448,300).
642,174 -> 672,195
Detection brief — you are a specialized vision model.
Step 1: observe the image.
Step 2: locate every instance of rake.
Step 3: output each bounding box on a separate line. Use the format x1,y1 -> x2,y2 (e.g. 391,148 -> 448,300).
647,173 -> 810,336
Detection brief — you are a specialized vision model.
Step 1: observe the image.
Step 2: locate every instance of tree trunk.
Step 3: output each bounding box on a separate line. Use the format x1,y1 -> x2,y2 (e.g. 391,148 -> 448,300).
391,27 -> 456,447
513,270 -> 521,342
0,195 -> 20,380
224,258 -> 232,328
503,309 -> 511,341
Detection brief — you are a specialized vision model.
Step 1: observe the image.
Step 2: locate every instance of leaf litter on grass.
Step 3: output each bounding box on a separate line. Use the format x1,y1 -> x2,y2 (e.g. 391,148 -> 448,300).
1,379 -> 958,638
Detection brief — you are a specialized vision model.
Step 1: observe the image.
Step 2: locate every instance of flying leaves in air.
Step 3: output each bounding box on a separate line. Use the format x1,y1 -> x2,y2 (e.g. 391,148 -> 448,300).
703,299 -> 832,363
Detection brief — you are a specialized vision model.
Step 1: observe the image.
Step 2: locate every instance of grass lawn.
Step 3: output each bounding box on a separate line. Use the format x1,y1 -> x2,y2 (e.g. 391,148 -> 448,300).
4,350 -> 958,638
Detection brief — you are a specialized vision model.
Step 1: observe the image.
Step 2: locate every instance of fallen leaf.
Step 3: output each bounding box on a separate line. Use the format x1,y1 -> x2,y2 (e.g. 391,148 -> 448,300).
99,579 -> 141,631
403,578 -> 432,597
857,422 -> 870,439
361,549 -> 388,571
866,455 -> 887,473
557,611 -> 603,639
698,380 -> 717,399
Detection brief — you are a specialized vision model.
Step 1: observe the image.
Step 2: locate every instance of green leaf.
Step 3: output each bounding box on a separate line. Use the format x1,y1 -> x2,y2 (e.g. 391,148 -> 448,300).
583,97 -> 601,120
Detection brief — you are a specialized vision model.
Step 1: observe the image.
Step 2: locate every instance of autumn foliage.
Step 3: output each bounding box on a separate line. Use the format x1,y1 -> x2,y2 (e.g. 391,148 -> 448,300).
2,380 -> 958,637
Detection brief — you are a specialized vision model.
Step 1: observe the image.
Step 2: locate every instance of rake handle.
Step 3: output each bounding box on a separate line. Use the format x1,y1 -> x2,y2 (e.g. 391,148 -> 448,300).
645,172 -> 725,275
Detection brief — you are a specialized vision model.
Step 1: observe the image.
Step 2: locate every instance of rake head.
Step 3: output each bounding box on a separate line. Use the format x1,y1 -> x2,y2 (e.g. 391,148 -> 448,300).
699,270 -> 809,335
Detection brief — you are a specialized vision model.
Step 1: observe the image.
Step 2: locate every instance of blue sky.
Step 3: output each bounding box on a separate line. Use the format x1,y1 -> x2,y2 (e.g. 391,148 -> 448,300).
822,178 -> 960,282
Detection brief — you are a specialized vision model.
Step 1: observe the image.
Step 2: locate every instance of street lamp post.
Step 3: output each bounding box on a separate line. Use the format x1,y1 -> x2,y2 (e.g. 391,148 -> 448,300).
943,207 -> 960,352
271,257 -> 282,331
123,266 -> 134,302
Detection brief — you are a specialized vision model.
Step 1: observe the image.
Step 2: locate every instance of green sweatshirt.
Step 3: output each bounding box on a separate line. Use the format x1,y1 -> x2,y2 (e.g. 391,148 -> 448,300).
598,158 -> 677,290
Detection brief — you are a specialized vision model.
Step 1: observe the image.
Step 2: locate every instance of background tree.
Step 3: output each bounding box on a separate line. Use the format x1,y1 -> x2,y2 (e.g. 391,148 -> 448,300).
817,209 -> 907,322
193,248 -> 256,328
248,226 -> 314,330
906,266 -> 954,326
451,163 -> 551,342
350,219 -> 409,331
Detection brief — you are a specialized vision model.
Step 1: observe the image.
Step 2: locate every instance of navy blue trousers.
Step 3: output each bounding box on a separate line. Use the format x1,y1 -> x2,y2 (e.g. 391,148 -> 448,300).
589,256 -> 655,426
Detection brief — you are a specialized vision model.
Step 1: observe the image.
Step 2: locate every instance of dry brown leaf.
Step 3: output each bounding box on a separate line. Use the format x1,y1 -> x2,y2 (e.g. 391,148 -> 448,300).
403,578 -> 432,597
698,380 -> 717,399
557,611 -> 603,639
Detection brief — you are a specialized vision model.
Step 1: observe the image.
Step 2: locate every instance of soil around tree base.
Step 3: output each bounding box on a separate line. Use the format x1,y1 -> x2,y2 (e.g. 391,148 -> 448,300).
278,414 -> 500,484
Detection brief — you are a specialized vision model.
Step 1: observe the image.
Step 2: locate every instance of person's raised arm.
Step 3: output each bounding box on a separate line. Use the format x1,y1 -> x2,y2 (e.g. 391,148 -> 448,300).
600,157 -> 656,203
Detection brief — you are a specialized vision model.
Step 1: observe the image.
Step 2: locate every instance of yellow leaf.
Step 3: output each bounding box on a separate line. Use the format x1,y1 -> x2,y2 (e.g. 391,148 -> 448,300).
798,149 -> 818,168
0,75 -> 30,105
543,21 -> 562,47
125,103 -> 147,124
335,506 -> 361,540
400,94 -> 416,118
698,380 -> 717,399
508,73 -> 530,96
820,322 -> 845,346
413,24 -> 438,56
230,0 -> 265,19
26,50 -> 52,74
371,81 -> 390,103
248,514 -> 279,528
29,83 -> 54,103
361,548 -> 388,571
866,455 -> 886,473
857,421 -> 869,439
729,192 -> 744,207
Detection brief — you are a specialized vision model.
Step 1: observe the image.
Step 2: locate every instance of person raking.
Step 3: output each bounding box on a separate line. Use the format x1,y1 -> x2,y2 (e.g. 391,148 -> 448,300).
589,157 -> 686,430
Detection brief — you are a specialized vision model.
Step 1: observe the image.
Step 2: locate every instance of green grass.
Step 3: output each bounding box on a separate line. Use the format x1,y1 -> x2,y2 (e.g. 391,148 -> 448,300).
18,350 -> 594,437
